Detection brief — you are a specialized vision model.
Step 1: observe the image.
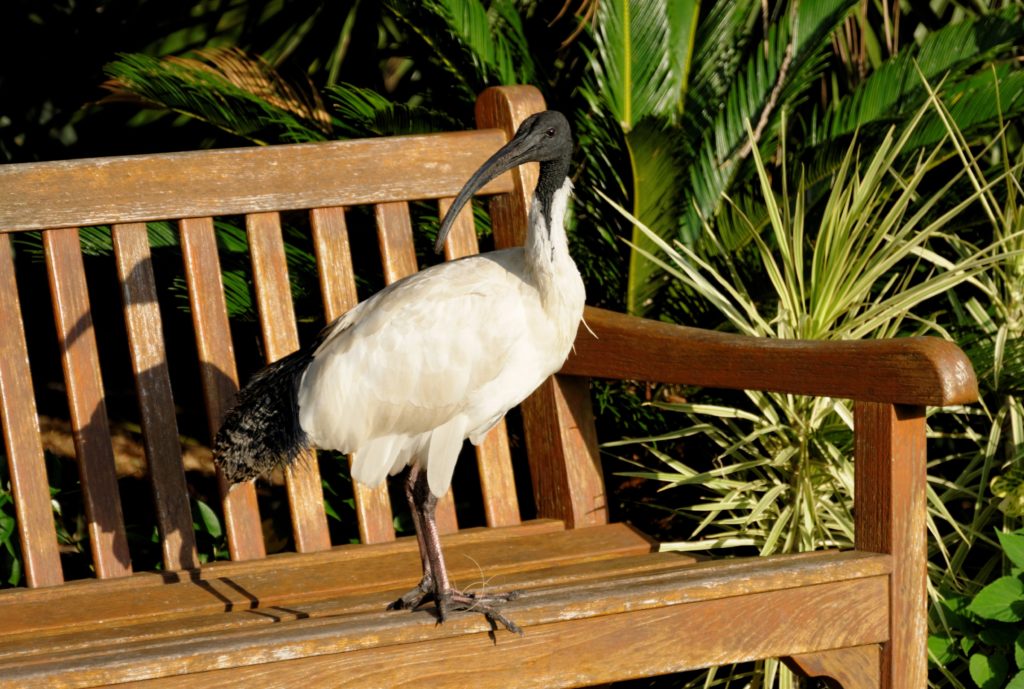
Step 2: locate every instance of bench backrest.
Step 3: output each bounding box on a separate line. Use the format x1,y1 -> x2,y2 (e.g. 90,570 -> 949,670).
0,85 -> 605,589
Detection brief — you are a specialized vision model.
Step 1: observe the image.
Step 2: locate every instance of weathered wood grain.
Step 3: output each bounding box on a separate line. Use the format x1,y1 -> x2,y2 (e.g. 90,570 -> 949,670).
0,553 -> 890,688
112,223 -> 200,572
855,402 -> 928,689
0,521 -> 648,638
0,550 -> 702,667
438,195 -> 480,261
785,644 -> 882,689
0,235 -> 64,587
43,228 -> 134,579
247,212 -> 331,553
565,307 -> 979,407
0,131 -> 514,233
179,217 -> 266,561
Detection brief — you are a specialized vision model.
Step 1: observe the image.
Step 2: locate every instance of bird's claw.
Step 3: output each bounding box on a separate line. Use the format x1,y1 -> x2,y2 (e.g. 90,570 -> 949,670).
437,589 -> 524,636
388,575 -> 435,611
387,589 -> 429,611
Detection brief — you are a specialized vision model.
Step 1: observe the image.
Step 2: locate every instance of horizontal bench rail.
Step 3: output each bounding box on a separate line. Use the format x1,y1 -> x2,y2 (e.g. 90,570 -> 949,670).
0,132 -> 514,233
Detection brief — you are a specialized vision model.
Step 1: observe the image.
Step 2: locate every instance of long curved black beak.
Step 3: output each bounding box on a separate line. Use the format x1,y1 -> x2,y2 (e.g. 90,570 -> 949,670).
434,133 -> 535,254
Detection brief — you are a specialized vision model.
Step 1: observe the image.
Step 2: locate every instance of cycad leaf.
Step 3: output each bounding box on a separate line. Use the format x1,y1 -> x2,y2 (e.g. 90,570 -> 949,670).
584,0 -> 699,314
585,0 -> 699,131
685,0 -> 761,130
327,83 -> 460,137
903,66 -> 1024,151
818,7 -> 1024,141
423,0 -> 534,85
103,48 -> 331,145
646,0 -> 856,314
625,119 -> 688,313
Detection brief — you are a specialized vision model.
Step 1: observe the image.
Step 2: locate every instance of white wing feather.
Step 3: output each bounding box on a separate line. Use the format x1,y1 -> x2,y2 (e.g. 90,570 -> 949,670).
298,248 -> 577,496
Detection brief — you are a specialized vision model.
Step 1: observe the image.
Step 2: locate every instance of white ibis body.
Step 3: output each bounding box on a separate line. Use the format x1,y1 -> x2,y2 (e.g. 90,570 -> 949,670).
213,111 -> 582,633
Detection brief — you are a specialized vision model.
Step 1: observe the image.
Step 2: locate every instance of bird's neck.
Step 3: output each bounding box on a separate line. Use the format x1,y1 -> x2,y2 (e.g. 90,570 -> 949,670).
526,164 -> 573,273
525,169 -> 582,327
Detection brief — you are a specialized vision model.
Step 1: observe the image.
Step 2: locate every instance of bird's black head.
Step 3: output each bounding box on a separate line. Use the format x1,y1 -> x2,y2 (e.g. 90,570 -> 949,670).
434,110 -> 572,253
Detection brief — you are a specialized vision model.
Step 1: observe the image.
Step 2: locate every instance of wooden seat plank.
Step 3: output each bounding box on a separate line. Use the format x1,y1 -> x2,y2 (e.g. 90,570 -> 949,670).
246,211 -> 331,553
179,216 -> 266,561
0,235 -> 64,587
0,520 -> 565,616
309,205 -> 396,545
0,551 -> 883,665
0,521 -> 651,638
42,228 -> 134,579
112,223 -> 199,572
0,553 -> 890,689
0,550 -> 700,666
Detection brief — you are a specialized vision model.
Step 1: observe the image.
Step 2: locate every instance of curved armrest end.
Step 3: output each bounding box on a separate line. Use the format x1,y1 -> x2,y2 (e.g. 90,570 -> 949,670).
563,307 -> 979,407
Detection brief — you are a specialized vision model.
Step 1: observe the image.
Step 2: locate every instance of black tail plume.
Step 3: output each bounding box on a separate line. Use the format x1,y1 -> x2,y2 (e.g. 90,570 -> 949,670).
213,348 -> 314,483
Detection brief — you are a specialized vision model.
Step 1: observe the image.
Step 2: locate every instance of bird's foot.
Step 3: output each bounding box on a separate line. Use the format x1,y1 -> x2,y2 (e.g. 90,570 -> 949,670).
387,574 -> 435,611
438,589 -> 524,635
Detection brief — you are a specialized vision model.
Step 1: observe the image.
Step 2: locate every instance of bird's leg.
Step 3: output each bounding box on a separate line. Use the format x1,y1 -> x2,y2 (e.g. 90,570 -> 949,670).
387,464 -> 435,611
413,467 -> 524,635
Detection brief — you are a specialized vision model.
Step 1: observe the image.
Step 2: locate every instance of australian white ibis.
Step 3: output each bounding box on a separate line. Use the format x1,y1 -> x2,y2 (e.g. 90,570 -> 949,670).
214,111 -> 583,633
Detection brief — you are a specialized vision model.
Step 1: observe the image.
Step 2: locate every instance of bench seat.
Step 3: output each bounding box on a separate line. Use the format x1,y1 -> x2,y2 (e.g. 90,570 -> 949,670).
0,522 -> 891,688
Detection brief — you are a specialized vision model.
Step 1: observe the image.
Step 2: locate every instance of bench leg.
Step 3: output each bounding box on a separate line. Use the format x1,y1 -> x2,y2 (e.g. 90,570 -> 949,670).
784,645 -> 881,689
855,402 -> 928,689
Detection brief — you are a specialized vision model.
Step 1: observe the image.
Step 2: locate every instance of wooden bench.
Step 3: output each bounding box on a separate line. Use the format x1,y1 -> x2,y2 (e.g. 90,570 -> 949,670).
0,85 -> 977,688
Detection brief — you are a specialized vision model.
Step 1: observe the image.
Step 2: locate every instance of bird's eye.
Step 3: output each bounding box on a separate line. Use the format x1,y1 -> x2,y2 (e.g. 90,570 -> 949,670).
545,127 -> 556,138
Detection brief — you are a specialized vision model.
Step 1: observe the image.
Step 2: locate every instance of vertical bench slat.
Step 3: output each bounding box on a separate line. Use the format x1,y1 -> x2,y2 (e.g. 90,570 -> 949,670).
476,86 -> 607,528
246,212 -> 331,553
438,198 -> 481,261
374,201 -> 420,283
179,217 -> 266,561
438,197 -> 520,527
309,207 -> 359,322
41,228 -> 134,579
373,202 -> 459,535
0,234 -> 64,587
111,223 -> 199,571
310,207 -> 396,545
854,401 -> 929,688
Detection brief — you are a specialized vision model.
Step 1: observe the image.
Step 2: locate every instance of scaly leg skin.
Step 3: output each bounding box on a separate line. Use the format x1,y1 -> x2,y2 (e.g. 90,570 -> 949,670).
388,464 -> 434,611
391,464 -> 524,635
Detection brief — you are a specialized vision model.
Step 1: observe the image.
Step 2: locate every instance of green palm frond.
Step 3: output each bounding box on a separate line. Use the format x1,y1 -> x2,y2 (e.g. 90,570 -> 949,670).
621,119 -> 689,313
681,0 -> 857,244
817,6 -> 1024,143
904,65 -> 1024,152
327,83 -> 461,137
103,48 -> 332,145
583,0 -> 699,131
684,0 -> 761,127
581,0 -> 699,314
592,0 -> 856,315
428,0 -> 534,85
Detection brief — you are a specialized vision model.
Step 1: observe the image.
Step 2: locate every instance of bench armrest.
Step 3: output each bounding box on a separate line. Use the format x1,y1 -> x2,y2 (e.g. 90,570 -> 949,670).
562,307 -> 978,407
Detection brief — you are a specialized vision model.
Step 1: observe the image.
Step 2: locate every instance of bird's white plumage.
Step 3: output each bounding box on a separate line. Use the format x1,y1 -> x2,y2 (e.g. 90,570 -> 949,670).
298,179 -> 583,497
